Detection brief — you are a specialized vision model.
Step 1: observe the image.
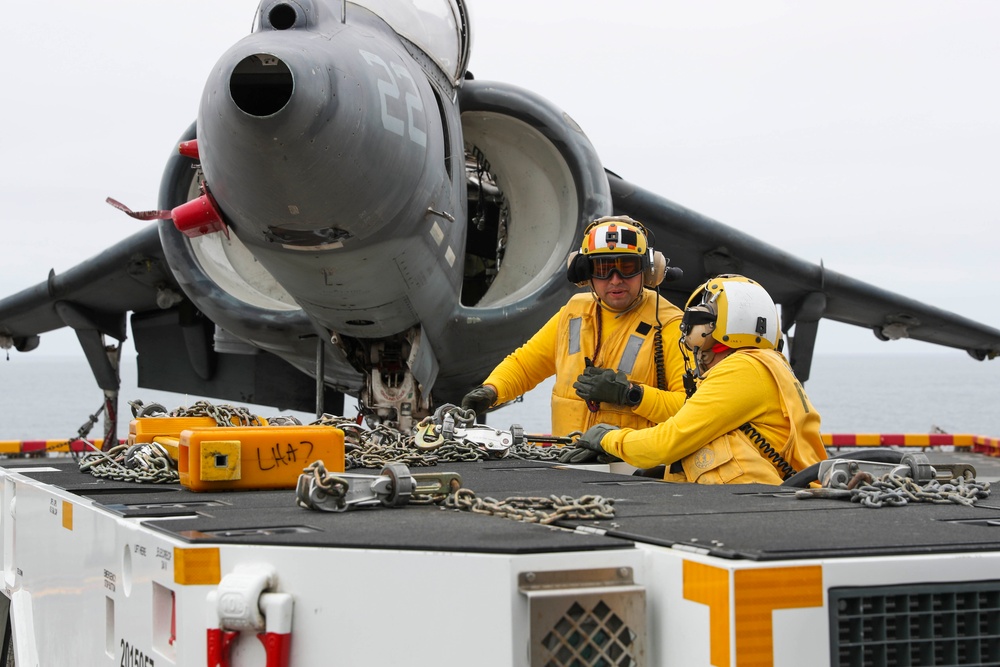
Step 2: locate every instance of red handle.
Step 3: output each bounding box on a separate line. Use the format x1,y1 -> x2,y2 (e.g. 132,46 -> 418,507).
206,628 -> 239,667
258,632 -> 293,667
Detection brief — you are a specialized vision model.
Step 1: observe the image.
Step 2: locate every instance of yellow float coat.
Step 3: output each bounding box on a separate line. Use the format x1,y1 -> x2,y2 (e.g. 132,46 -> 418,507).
600,348 -> 827,484
483,289 -> 686,436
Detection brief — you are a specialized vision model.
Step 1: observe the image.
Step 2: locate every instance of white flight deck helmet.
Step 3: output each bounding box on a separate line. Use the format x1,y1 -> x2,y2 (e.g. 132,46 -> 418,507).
681,274 -> 780,374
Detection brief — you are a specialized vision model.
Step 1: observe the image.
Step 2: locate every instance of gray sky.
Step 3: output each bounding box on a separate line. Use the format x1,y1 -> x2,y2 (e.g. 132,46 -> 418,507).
2,0 -> 998,361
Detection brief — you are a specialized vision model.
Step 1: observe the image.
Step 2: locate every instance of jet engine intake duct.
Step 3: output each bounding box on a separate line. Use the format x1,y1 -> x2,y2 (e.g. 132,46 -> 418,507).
429,80 -> 612,402
456,80 -> 612,310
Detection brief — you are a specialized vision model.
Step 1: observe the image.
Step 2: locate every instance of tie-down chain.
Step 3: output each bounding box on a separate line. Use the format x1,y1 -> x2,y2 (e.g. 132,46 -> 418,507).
296,460 -> 461,512
795,452 -> 991,508
315,405 -> 567,468
412,403 -> 526,458
296,460 -> 616,524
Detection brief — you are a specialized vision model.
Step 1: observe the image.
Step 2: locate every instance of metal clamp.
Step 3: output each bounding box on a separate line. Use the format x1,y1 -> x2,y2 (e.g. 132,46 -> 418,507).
296,461 -> 461,512
207,563 -> 293,667
414,418 -> 524,458
447,423 -> 523,458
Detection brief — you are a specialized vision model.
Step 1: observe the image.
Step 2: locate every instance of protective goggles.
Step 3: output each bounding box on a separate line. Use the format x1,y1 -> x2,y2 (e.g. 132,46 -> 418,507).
589,254 -> 644,280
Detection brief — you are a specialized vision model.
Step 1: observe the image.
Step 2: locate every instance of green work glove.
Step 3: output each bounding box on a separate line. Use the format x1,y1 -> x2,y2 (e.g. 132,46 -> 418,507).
557,423 -> 620,464
573,366 -> 640,406
461,385 -> 498,415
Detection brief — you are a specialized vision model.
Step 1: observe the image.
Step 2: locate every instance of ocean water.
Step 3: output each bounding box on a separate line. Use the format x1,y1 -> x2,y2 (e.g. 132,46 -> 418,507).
2,353 -> 999,441
495,353 -> 1000,437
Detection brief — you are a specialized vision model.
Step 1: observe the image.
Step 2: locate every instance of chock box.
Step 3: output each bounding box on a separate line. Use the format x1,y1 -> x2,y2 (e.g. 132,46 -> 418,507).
129,417 -> 219,460
177,425 -> 344,492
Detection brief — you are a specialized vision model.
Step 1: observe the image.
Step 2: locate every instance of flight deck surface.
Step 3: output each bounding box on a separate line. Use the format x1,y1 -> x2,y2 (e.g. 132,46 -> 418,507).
7,455 -> 999,561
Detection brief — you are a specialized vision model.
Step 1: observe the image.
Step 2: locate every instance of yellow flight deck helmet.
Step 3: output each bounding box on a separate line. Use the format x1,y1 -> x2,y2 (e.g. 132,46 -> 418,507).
566,216 -> 667,287
580,216 -> 648,256
683,274 -> 781,350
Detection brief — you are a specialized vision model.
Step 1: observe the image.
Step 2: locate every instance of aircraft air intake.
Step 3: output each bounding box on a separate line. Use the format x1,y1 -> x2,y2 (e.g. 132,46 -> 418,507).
230,54 -> 293,117
267,4 -> 298,30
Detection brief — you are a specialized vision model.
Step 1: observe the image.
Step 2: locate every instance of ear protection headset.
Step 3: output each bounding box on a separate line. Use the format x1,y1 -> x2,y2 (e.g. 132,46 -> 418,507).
566,216 -> 673,287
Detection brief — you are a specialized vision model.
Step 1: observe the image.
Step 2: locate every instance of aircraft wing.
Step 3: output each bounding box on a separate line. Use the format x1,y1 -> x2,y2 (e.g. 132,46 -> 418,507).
0,224 -> 183,394
0,225 -> 174,354
608,173 -> 1000,380
0,223 -> 347,416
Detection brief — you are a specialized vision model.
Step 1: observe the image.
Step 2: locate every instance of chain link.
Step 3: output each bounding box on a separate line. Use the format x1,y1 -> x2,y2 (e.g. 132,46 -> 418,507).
852,473 -> 990,508
299,460 -> 616,524
444,488 -> 616,525
74,402 -> 564,483
78,400 -> 271,482
79,442 -> 179,483
311,411 -> 564,469
798,471 -> 991,508
10,403 -> 108,459
129,399 -> 269,427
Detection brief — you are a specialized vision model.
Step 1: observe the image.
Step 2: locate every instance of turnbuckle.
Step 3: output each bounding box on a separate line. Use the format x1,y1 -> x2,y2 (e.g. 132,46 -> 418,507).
296,461 -> 462,512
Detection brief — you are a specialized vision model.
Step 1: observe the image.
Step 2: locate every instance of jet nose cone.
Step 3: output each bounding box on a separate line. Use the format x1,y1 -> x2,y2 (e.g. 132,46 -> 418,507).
230,53 -> 293,117
197,20 -> 443,250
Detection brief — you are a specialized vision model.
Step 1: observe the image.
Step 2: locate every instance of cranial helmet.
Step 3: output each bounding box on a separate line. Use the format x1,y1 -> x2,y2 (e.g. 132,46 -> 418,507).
565,216 -> 667,287
579,216 -> 648,257
682,274 -> 780,350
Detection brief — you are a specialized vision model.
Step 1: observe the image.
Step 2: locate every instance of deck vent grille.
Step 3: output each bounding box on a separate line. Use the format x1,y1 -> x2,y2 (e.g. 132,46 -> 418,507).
520,568 -> 646,667
830,580 -> 1000,667
541,599 -> 637,666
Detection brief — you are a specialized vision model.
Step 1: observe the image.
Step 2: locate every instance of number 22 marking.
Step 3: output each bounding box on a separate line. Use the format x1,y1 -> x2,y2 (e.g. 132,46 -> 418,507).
359,49 -> 427,147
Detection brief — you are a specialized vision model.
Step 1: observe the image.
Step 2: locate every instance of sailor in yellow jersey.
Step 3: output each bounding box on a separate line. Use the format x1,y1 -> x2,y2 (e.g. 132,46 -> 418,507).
461,216 -> 688,438
560,275 -> 827,484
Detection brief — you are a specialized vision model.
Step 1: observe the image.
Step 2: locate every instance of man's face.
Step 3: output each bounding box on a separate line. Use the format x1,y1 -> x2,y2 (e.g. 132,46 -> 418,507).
592,270 -> 643,311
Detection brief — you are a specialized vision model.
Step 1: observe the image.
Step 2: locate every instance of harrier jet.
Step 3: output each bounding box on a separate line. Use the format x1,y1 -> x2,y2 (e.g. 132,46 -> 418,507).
2,0 -> 998,441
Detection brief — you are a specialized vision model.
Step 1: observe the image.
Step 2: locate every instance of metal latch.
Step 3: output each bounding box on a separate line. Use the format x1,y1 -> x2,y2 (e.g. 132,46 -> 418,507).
207,563 -> 293,667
